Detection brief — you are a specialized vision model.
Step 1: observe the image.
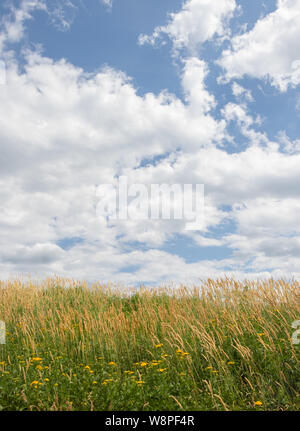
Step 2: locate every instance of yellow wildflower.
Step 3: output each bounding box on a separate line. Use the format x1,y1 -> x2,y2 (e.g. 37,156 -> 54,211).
254,401 -> 263,406
154,344 -> 163,348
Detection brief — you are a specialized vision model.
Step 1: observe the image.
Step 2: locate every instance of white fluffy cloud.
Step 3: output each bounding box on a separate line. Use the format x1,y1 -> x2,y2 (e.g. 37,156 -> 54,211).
218,0 -> 300,91
0,0 -> 46,53
0,44 -> 228,282
232,82 -> 253,103
139,0 -> 237,53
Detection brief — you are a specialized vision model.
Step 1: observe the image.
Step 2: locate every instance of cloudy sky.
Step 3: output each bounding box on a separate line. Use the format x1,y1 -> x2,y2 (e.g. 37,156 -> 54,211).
1,0 -> 300,285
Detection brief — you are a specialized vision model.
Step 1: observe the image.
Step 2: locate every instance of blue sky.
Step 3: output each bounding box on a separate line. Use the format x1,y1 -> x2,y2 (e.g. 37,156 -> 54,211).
0,0 -> 300,285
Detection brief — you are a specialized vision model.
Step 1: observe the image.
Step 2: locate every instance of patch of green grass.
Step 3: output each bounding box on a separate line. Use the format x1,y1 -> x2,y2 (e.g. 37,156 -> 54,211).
0,278 -> 299,410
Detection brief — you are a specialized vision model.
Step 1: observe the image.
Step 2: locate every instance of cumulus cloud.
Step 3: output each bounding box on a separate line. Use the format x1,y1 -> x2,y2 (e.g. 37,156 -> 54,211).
218,0 -> 300,91
232,82 -> 253,103
0,44 -> 226,282
138,0 -> 237,53
0,0 -> 46,53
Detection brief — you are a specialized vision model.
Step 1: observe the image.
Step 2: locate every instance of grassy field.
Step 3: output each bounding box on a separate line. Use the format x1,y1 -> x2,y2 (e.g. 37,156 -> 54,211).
0,277 -> 299,411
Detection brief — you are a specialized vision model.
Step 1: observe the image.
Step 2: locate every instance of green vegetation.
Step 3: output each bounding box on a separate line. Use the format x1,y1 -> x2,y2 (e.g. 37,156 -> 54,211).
0,278 -> 299,411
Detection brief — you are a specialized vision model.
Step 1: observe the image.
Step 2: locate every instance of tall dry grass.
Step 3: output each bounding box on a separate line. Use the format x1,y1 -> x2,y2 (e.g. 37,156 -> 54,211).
0,277 -> 299,410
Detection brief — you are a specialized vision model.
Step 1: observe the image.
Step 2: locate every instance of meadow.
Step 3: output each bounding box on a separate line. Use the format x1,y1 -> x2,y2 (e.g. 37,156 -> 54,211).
0,277 -> 299,411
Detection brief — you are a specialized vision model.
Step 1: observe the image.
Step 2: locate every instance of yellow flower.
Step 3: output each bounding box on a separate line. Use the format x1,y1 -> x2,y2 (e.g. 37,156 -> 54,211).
101,378 -> 113,385
154,344 -> 163,348
54,383 -> 58,387
254,401 -> 263,406
176,349 -> 183,354
84,365 -> 90,370
31,357 -> 42,362
206,366 -> 213,370
140,362 -> 148,367
227,361 -> 235,365
30,380 -> 39,387
44,378 -> 49,382
136,381 -> 145,385
158,368 -> 167,372
257,333 -> 265,337
124,371 -> 134,374
161,354 -> 169,358
108,361 -> 117,366
181,352 -> 190,357
92,381 -> 98,385
36,365 -> 43,370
